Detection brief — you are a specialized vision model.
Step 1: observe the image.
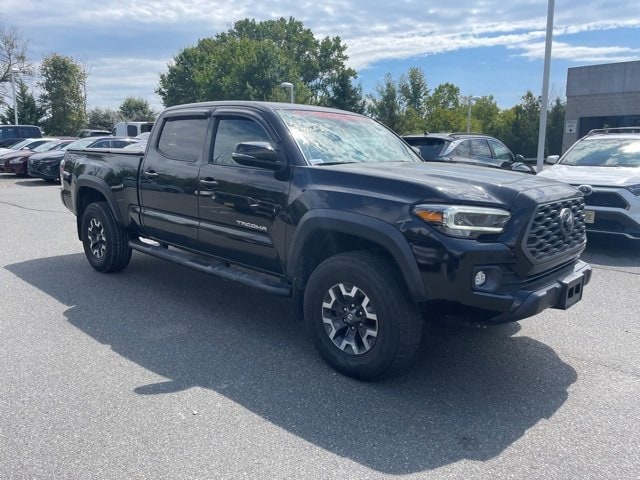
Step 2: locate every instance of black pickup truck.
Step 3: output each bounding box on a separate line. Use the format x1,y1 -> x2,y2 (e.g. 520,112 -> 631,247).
60,101 -> 592,380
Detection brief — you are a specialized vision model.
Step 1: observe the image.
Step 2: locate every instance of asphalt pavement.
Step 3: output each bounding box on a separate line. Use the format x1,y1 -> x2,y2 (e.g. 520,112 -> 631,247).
1,175 -> 639,479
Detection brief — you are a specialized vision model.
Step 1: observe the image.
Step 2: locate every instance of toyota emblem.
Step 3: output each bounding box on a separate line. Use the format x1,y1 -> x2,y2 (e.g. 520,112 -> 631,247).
577,184 -> 593,196
559,208 -> 575,237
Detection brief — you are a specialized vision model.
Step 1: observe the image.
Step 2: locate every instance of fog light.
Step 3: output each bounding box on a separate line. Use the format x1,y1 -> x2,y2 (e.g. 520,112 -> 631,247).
474,270 -> 487,287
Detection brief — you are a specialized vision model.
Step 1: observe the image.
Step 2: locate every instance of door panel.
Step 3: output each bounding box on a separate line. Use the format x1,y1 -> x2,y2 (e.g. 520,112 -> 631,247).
197,114 -> 289,274
139,112 -> 211,248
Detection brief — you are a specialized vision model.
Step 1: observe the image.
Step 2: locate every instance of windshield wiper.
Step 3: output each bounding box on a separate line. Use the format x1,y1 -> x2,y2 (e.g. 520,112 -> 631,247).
314,161 -> 357,166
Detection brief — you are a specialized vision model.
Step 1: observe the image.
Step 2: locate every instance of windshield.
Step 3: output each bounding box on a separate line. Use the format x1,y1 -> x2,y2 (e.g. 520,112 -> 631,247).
9,139 -> 32,150
560,138 -> 640,167
67,137 -> 104,150
33,141 -> 61,152
277,109 -> 420,165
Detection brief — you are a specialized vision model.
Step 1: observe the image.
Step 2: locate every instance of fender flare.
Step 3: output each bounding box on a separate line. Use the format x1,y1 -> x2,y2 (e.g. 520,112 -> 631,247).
74,175 -> 124,225
287,209 -> 428,303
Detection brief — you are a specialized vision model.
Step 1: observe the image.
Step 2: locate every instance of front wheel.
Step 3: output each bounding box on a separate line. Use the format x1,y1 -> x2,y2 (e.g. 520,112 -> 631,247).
304,251 -> 423,380
81,202 -> 132,273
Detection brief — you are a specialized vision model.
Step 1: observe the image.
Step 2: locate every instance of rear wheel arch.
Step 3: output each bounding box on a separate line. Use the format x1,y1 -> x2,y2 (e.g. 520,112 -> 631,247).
74,177 -> 123,239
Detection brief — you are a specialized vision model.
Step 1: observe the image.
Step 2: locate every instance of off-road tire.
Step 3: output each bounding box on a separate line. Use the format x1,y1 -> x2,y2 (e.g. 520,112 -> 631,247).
304,251 -> 423,380
81,202 -> 132,273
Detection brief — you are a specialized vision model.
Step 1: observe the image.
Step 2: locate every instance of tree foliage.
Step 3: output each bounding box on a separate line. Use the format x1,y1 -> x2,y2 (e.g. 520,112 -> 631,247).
367,69 -> 565,158
157,17 -> 363,112
38,54 -> 87,135
507,91 -> 541,157
119,96 -> 156,121
546,98 -> 566,155
0,80 -> 46,125
366,74 -> 405,132
87,107 -> 120,130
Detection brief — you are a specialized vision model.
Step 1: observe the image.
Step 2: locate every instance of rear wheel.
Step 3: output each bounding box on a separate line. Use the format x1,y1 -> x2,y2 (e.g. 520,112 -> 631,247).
81,202 -> 132,272
304,251 -> 423,380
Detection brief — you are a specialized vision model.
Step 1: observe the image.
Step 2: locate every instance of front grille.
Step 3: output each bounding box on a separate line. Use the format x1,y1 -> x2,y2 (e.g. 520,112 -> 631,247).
525,197 -> 587,262
583,191 -> 629,209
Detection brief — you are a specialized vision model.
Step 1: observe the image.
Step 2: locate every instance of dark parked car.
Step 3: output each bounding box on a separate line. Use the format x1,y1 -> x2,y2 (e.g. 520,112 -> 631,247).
0,125 -> 42,148
0,137 -> 64,172
3,139 -> 75,176
28,136 -> 139,181
403,132 -> 535,173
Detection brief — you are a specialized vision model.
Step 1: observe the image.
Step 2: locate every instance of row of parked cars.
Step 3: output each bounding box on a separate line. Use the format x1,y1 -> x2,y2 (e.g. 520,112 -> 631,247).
2,116 -> 638,240
0,135 -> 141,181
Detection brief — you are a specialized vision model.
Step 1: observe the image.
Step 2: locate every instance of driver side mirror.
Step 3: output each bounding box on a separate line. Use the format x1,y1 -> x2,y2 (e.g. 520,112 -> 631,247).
545,155 -> 560,165
232,141 -> 286,171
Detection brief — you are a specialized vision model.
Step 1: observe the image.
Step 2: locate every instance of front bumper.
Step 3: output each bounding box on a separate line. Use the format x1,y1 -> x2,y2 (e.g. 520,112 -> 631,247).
411,231 -> 592,324
477,260 -> 592,323
3,161 -> 27,175
28,161 -> 59,181
578,186 -> 640,240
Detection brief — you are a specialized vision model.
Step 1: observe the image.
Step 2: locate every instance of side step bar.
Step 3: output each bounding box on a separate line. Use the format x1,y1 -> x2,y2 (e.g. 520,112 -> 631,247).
128,239 -> 291,296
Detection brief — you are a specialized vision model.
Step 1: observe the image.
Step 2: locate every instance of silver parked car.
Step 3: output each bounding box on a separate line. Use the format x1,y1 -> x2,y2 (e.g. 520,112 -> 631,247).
538,127 -> 640,240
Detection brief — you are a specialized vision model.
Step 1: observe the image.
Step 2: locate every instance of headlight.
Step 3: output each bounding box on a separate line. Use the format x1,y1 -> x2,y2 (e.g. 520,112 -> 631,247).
413,204 -> 511,238
625,184 -> 640,196
9,159 -> 23,164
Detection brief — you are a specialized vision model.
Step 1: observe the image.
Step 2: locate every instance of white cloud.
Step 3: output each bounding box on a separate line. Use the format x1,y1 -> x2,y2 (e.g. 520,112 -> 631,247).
513,41 -> 640,64
84,57 -> 168,111
2,1 -> 639,109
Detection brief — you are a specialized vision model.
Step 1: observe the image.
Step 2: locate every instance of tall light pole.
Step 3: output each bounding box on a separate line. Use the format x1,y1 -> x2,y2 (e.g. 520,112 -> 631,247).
536,0 -> 555,172
280,82 -> 294,103
11,67 -> 21,125
466,95 -> 480,132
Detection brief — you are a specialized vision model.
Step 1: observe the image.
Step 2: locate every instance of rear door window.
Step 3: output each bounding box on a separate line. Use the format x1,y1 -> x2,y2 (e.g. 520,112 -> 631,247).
157,116 -> 209,162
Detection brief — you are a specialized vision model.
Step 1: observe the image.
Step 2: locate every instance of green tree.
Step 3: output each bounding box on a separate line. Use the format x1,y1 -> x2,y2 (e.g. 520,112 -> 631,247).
426,83 -> 461,112
399,67 -> 429,113
0,80 -> 45,125
546,97 -> 565,155
507,91 -> 541,157
318,69 -> 365,113
424,106 -> 466,133
493,107 -> 518,151
472,96 -> 500,135
119,97 -> 156,121
157,17 -> 362,110
398,67 -> 429,133
87,107 -> 120,130
423,83 -> 465,132
38,54 -> 87,135
366,74 -> 405,132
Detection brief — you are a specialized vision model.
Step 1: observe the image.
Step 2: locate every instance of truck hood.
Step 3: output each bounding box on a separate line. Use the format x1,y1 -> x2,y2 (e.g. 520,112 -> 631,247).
318,161 -> 577,205
538,164 -> 640,186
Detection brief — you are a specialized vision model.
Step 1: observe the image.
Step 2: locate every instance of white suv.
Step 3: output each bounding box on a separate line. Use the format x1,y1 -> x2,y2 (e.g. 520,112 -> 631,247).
538,127 -> 640,240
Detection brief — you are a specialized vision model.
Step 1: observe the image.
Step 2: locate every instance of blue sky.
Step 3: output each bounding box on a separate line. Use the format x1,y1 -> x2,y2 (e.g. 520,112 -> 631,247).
2,1 -> 639,113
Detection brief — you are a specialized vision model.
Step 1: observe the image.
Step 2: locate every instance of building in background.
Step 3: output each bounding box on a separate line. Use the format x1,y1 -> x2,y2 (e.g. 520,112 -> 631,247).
563,61 -> 640,152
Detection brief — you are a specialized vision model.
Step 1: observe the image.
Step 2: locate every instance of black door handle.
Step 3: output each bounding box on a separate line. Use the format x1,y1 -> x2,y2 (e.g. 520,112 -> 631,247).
199,178 -> 219,187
